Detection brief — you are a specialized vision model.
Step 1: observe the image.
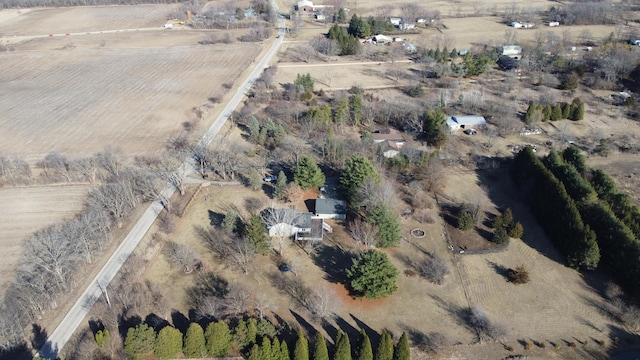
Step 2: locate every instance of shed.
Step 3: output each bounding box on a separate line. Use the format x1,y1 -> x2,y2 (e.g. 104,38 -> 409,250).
511,21 -> 523,28
315,12 -> 326,20
373,34 -> 392,44
446,115 -> 487,131
315,198 -> 347,220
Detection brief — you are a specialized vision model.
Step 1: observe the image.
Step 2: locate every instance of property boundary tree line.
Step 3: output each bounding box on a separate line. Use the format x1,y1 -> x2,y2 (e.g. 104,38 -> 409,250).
524,98 -> 584,123
113,314 -> 412,360
513,146 -> 640,295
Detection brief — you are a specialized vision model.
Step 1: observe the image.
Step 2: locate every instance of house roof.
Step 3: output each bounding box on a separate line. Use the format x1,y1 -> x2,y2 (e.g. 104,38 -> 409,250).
298,0 -> 313,8
373,34 -> 392,42
371,128 -> 404,143
316,198 -> 346,215
297,218 -> 324,240
501,45 -> 522,54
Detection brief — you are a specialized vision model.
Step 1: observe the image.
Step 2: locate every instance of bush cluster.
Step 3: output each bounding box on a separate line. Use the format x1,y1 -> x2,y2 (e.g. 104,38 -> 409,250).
490,208 -> 524,242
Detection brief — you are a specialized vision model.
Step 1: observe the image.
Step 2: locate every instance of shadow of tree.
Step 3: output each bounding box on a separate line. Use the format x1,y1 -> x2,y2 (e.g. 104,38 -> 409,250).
171,310 -> 191,334
487,260 -> 510,281
312,245 -> 354,285
31,323 -> 48,352
350,313 -> 381,346
208,210 -> 225,227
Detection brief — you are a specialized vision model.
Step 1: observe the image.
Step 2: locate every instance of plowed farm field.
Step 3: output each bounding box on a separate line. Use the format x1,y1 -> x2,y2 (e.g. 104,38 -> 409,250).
0,43 -> 260,157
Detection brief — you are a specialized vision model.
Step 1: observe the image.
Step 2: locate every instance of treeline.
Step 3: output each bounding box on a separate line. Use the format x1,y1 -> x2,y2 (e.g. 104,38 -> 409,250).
0,149 -> 179,353
0,0 -> 181,9
524,98 -> 585,123
514,146 -> 640,294
513,147 -> 599,270
116,314 -> 411,360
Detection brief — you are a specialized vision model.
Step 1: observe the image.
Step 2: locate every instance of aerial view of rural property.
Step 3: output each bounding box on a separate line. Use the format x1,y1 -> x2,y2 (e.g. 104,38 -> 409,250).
1,0 -> 640,358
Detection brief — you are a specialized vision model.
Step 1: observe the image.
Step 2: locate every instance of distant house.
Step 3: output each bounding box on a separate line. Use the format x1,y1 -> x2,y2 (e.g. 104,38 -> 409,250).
500,45 -> 522,59
315,198 -> 347,220
399,23 -> 416,30
511,21 -> 523,28
315,12 -> 326,20
244,7 -> 256,17
371,128 -> 405,158
296,0 -> 333,14
446,115 -> 487,131
548,21 -> 560,27
389,17 -> 402,26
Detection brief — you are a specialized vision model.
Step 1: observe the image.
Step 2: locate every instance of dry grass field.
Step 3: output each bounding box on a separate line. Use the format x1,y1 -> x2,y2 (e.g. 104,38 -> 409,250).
0,184 -> 91,292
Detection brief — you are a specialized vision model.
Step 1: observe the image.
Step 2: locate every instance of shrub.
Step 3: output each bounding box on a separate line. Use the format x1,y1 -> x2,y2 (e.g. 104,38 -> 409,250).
492,227 -> 509,244
508,222 -> 524,239
457,211 -> 474,231
568,341 -> 576,348
508,265 -> 530,284
420,256 -> 451,285
524,341 -> 533,350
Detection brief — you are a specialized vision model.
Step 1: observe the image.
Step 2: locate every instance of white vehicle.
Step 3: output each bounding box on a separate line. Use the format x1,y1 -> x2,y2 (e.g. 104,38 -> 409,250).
163,23 -> 173,29
263,175 -> 278,182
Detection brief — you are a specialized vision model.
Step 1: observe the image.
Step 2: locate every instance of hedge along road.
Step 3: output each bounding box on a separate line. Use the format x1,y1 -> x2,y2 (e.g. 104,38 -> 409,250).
36,9 -> 285,359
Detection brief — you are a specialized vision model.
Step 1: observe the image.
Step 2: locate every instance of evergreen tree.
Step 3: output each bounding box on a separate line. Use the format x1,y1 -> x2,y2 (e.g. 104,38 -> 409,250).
248,344 -> 262,360
261,337 -> 274,360
492,226 -> 509,244
294,73 -> 315,92
274,170 -> 288,200
524,101 -> 535,123
245,215 -> 269,255
313,333 -> 330,360
154,326 -> 183,360
333,331 -> 352,360
234,319 -> 250,350
222,210 -> 239,235
422,107 -> 447,147
272,338 -> 282,360
124,324 -> 156,360
205,320 -> 233,357
571,98 -> 585,120
248,168 -> 263,190
337,8 -> 347,23
393,332 -> 410,360
281,339 -> 292,360
347,250 -> 399,299
339,155 -> 380,199
508,222 -> 524,239
348,14 -> 371,38
356,329 -> 373,360
349,94 -> 363,126
294,156 -> 326,189
183,323 -> 206,358
367,205 -> 401,247
248,116 -> 260,143
247,318 -> 259,346
561,101 -> 572,119
542,105 -> 552,122
294,330 -> 310,360
94,328 -> 109,348
374,330 -> 393,360
551,104 -> 563,121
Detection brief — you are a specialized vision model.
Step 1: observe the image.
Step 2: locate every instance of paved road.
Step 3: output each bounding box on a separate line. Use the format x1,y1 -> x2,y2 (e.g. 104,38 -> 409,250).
36,9 -> 285,360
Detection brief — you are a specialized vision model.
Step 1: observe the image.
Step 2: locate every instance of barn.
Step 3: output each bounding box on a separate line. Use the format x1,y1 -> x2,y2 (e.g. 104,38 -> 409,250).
446,115 -> 487,131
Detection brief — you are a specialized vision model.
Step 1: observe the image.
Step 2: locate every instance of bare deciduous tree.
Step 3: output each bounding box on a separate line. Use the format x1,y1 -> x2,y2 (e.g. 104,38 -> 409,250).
163,241 -> 200,273
223,285 -> 253,316
349,218 -> 379,249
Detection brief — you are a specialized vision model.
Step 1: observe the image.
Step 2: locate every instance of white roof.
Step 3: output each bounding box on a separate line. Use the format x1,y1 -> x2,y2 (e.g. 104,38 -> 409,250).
446,115 -> 486,130
298,0 -> 313,7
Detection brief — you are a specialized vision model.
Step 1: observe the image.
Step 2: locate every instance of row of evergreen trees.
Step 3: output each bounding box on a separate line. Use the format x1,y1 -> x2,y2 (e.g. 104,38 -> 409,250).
514,146 -> 640,294
513,147 -> 600,269
119,316 -> 411,360
524,98 -> 584,123
249,329 -> 410,360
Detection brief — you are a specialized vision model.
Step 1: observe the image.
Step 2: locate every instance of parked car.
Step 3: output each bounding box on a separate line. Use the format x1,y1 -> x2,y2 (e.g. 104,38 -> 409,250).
263,175 -> 278,182
463,129 -> 477,135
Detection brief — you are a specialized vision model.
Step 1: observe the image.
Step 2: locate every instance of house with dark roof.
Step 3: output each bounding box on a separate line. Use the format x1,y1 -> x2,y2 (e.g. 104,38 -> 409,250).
266,209 -> 325,241
315,198 -> 347,220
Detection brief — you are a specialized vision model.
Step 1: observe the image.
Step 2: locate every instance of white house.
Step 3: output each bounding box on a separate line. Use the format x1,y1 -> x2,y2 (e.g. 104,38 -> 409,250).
548,21 -> 560,27
446,115 -> 487,131
501,45 -> 522,59
389,17 -> 402,26
511,21 -> 523,28
373,34 -> 392,44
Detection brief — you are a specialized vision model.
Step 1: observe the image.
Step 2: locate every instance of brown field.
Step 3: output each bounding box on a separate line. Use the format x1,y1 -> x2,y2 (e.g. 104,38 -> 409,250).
0,4 -> 179,36
0,184 -> 91,292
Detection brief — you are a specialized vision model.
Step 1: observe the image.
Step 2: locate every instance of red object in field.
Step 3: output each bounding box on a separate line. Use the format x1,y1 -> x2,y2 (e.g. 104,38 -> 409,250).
65,33 -> 70,36
49,33 -> 53,36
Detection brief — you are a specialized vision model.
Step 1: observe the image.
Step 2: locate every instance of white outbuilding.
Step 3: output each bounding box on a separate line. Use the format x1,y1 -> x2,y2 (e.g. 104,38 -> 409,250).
446,115 -> 487,131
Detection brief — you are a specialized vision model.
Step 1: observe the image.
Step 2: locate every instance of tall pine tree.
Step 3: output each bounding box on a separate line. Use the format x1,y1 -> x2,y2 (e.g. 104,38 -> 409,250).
183,323 -> 206,358
356,329 -> 373,360
294,330 -> 310,360
392,332 -> 410,360
313,333 -> 330,360
374,330 -> 393,360
334,331 -> 352,360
